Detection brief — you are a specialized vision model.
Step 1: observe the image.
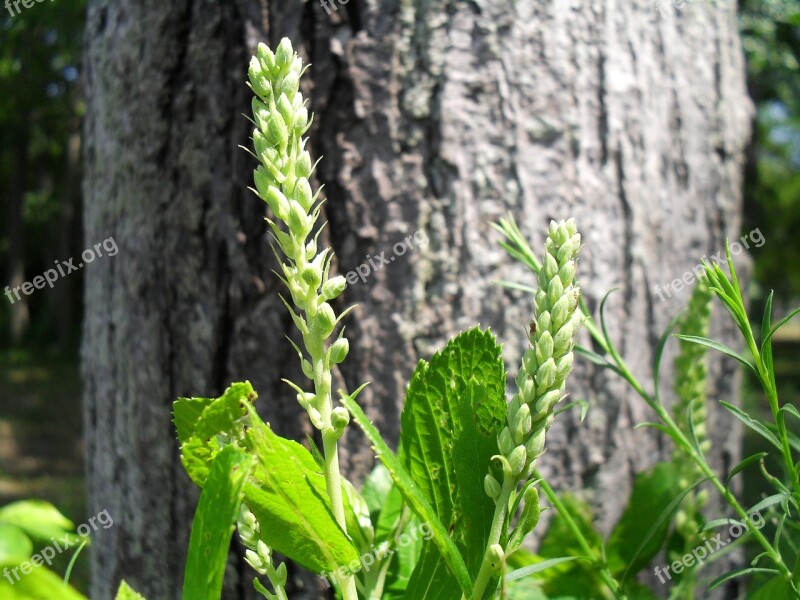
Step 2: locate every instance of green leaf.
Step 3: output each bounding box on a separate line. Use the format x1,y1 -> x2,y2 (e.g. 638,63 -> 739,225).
0,523 -> 33,565
762,304 -> 800,348
242,409 -> 359,575
673,335 -> 756,373
182,444 -> 254,600
505,556 -> 581,582
400,328 -> 506,599
605,463 -> 682,578
0,565 -> 87,600
0,500 -> 78,544
653,310 -> 686,400
342,478 -> 375,553
174,382 -> 253,486
707,567 -> 780,591
115,580 -> 147,600
361,463 -> 394,519
340,391 -> 473,597
727,452 -> 769,487
720,401 -> 783,452
761,290 -> 775,378
747,574 -> 798,599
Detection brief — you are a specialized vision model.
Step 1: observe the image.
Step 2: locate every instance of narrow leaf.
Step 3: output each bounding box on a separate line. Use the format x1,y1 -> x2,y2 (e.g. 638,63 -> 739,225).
183,445 -> 254,600
505,556 -> 581,582
673,335 -> 755,372
720,401 -> 783,452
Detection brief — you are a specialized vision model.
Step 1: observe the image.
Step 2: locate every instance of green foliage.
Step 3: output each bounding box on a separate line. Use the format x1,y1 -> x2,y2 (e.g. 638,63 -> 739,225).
114,580 -> 147,600
182,445 -> 255,600
0,500 -> 86,599
401,328 -> 506,597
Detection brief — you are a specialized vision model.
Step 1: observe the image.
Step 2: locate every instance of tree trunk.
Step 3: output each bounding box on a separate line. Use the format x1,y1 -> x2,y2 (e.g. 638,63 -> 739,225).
82,1 -> 751,598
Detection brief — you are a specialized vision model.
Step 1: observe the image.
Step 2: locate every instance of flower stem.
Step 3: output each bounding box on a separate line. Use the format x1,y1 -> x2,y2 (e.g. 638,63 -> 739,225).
470,476 -> 515,600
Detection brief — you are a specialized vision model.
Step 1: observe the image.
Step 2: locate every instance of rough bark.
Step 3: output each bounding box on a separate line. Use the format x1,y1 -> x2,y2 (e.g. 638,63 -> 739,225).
82,0 -> 751,598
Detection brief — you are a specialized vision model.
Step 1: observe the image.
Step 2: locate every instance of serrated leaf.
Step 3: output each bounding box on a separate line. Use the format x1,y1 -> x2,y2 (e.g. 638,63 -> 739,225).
340,392 -> 473,597
115,580 -> 147,600
182,445 -> 254,600
400,328 -> 506,599
174,382 -> 253,486
242,409 -> 359,575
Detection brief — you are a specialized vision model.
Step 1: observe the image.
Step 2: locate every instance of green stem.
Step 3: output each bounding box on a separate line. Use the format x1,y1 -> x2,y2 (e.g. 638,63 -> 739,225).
534,472 -> 625,600
470,477 -> 515,600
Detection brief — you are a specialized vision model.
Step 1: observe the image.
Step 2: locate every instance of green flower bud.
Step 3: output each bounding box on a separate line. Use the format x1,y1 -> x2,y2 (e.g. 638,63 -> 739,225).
508,445 -> 527,476
296,151 -> 313,178
301,359 -> 314,379
275,38 -> 294,68
297,391 -> 316,410
535,358 -> 556,394
321,276 -> 347,301
498,427 -> 514,456
547,276 -> 564,307
331,406 -> 350,437
554,353 -> 574,384
513,403 -> 532,441
257,42 -> 276,74
543,253 -> 558,281
252,97 -> 270,132
294,105 -> 309,134
484,474 -> 501,500
277,93 -> 295,129
288,200 -> 309,236
558,261 -> 576,288
245,549 -> 267,574
295,177 -> 313,211
534,331 -> 554,365
487,544 -> 505,570
524,429 -> 545,459
550,294 -> 571,331
308,406 -> 324,430
264,185 -> 290,221
305,239 -> 317,260
537,311 -> 551,333
267,114 -> 289,152
329,338 -> 349,364
248,57 -> 271,99
317,302 -> 337,338
532,389 -> 561,419
301,266 -> 321,289
281,72 -> 300,99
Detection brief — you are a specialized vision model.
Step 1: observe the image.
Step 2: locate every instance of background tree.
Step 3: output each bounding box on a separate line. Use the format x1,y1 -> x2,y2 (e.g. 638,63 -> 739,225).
81,1 -> 752,598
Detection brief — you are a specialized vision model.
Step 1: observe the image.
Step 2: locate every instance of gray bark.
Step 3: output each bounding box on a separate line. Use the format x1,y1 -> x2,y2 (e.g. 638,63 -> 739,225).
82,0 -> 751,598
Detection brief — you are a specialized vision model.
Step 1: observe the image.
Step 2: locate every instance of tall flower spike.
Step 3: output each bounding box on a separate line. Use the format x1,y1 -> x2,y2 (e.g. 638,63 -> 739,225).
248,39 -> 359,600
494,219 -> 582,486
672,278 -> 714,538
